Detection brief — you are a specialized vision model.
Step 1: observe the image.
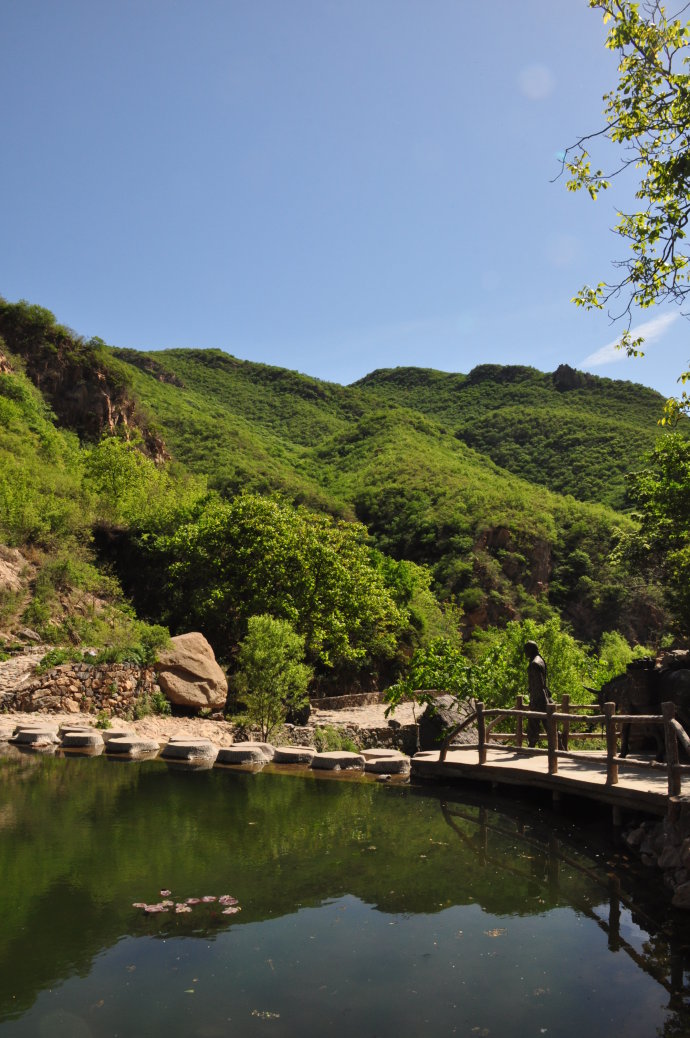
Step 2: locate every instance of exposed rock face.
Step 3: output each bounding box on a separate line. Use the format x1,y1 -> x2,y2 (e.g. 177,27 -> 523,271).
0,308 -> 168,461
552,363 -> 593,391
0,546 -> 26,594
599,653 -> 690,759
155,633 -> 228,711
418,694 -> 476,752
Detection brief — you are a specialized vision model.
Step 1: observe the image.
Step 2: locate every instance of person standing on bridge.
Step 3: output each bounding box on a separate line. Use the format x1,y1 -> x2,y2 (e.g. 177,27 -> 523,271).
524,641 -> 552,747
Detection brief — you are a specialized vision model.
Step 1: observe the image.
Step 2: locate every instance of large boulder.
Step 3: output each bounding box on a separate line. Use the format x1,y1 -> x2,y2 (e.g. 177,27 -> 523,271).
155,632 -> 227,711
418,694 -> 477,752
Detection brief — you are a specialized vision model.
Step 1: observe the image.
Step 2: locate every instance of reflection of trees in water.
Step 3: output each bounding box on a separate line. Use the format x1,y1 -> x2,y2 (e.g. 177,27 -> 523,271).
3,751 -> 690,1033
439,797 -> 690,1035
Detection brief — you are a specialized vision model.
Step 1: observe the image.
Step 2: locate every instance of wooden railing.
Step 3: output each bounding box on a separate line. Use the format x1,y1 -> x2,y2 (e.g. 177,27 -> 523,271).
437,697 -> 690,797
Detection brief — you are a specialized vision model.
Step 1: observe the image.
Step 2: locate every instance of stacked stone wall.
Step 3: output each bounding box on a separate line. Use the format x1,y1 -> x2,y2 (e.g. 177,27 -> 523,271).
4,662 -> 159,717
280,721 -> 419,756
312,692 -> 384,710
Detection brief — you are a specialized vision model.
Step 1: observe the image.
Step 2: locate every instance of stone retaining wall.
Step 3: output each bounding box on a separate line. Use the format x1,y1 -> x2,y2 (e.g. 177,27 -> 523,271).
311,692 -> 384,710
283,721 -> 419,756
3,662 -> 159,717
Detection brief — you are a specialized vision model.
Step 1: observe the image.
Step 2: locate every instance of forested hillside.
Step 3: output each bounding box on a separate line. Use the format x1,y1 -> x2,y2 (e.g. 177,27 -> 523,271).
354,364 -> 669,510
0,296 -> 679,695
106,340 -> 668,643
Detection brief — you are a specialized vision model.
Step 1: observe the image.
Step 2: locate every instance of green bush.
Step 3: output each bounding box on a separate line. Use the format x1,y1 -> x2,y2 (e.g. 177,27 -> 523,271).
233,614 -> 313,740
133,690 -> 171,719
313,725 -> 359,753
35,647 -> 80,674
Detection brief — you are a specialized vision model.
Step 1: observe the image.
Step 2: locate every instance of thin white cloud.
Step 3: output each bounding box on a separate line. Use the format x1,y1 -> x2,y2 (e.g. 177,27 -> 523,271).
581,312 -> 680,367
517,64 -> 555,101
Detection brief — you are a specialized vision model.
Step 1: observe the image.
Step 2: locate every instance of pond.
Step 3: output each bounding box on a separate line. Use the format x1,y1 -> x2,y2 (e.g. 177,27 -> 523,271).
1,749 -> 689,1038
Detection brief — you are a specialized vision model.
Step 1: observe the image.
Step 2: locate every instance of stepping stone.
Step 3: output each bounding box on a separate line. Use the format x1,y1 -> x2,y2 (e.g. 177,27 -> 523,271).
273,746 -> 315,764
101,727 -> 136,744
216,745 -> 265,764
10,727 -> 60,746
13,722 -> 58,735
311,751 -> 366,771
105,736 -> 161,758
361,748 -> 404,760
58,724 -> 93,737
236,741 -> 275,760
61,730 -> 104,749
161,739 -> 218,763
364,753 -> 410,775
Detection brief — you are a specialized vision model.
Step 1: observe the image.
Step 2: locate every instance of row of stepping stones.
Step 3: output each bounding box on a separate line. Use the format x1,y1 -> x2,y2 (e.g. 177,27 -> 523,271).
4,724 -> 411,775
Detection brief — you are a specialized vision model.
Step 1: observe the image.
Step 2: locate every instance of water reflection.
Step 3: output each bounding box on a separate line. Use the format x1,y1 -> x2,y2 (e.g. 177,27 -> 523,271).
438,795 -> 690,1032
0,752 -> 689,1036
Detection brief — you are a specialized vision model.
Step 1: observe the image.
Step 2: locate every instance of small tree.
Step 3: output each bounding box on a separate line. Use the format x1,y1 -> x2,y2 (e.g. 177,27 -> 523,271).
384,637 -> 474,717
233,614 -> 312,740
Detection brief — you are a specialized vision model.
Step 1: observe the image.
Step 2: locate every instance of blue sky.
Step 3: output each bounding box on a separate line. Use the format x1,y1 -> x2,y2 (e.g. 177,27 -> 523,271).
1,0 -> 687,398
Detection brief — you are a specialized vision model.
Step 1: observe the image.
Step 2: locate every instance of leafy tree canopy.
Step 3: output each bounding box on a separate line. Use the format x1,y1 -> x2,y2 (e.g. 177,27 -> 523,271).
618,432 -> 690,633
562,0 -> 690,418
386,618 -> 653,722
144,494 -> 409,682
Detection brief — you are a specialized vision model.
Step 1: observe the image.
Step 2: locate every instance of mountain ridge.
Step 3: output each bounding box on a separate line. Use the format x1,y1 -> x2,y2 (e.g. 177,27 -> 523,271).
0,295 -> 676,665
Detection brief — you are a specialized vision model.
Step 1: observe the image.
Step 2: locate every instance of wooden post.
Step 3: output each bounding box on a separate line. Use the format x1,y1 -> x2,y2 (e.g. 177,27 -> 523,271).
561,694 -> 570,752
476,701 -> 486,765
546,702 -> 558,775
515,696 -> 524,748
604,702 -> 619,785
663,701 -> 682,798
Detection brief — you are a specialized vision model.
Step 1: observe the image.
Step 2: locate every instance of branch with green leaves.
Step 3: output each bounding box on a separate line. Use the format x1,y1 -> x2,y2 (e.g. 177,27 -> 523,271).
558,0 -> 690,418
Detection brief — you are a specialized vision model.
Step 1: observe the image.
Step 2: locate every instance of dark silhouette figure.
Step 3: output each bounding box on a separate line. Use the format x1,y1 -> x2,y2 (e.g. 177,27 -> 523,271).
525,640 -> 552,747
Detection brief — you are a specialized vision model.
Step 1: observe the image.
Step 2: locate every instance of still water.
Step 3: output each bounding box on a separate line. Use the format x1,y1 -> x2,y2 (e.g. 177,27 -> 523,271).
0,748 -> 689,1038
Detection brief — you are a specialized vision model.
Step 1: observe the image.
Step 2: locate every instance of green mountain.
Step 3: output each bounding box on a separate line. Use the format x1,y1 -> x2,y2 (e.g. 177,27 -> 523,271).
354,363 -> 669,510
99,343 -> 667,638
0,296 -> 676,685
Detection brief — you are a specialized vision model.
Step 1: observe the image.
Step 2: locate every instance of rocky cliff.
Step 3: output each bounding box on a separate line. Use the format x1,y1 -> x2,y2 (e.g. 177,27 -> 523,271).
0,299 -> 168,461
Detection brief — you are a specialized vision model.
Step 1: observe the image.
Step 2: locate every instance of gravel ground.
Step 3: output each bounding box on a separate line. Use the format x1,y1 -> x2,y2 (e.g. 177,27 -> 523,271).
0,701 -> 418,744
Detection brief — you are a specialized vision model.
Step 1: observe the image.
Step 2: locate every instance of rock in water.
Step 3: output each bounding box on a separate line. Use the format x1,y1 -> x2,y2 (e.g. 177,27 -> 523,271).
155,632 -> 228,711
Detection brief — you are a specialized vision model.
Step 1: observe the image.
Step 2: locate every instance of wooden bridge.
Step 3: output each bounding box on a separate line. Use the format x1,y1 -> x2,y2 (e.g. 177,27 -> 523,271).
411,697 -> 690,819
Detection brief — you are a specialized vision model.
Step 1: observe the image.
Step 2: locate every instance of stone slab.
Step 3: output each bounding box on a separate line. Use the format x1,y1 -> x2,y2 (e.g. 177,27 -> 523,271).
105,736 -> 161,757
311,751 -> 365,771
161,740 -> 219,763
273,746 -> 315,764
364,754 -> 411,775
61,731 -> 104,749
10,728 -> 60,745
232,741 -> 275,760
216,745 -> 265,764
101,728 -> 136,744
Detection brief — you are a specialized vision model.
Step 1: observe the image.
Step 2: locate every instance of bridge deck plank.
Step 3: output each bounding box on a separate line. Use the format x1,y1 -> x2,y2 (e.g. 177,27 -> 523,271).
412,746 -> 672,814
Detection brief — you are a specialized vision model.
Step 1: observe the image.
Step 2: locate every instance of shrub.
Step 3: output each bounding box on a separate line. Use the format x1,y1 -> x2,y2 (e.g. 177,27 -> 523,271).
313,725 -> 359,753
233,614 -> 312,740
133,690 -> 171,719
35,647 -> 80,674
